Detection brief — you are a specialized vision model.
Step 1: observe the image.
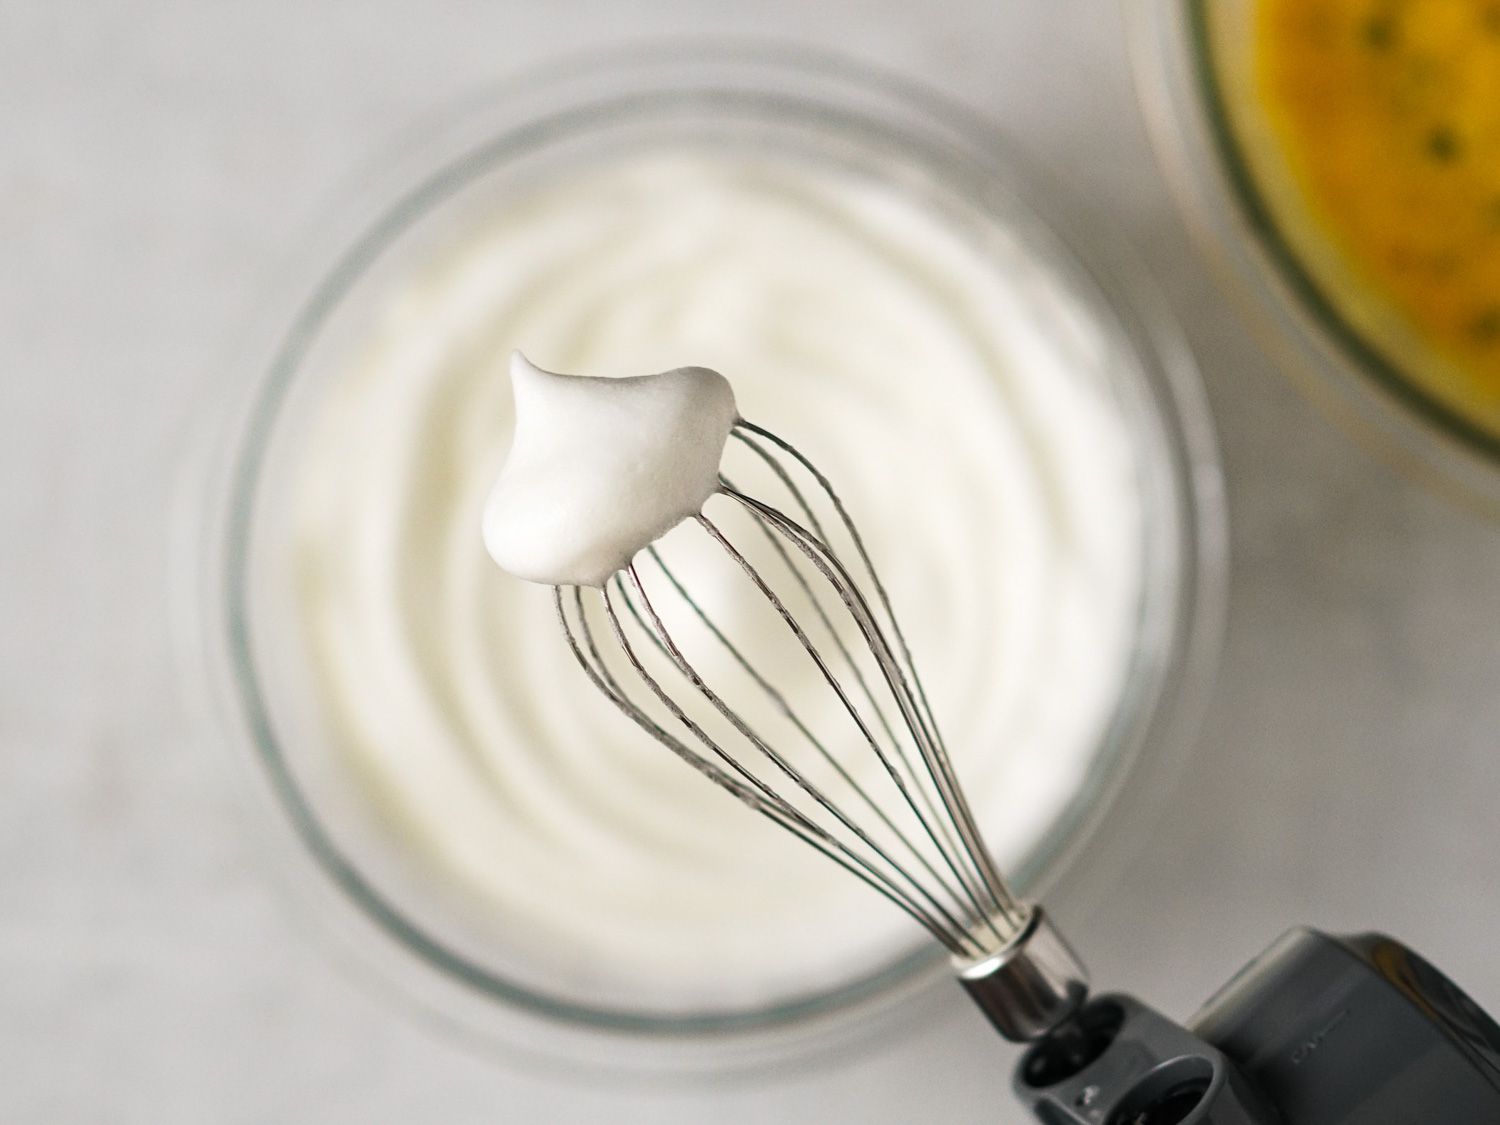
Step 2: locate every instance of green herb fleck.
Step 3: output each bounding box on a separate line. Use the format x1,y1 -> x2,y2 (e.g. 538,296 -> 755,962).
1425,126 -> 1461,163
1470,308 -> 1500,345
1362,15 -> 1396,50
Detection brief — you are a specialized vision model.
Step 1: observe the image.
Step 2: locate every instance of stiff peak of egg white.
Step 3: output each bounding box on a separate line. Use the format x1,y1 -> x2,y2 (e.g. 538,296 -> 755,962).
482,352 -> 740,587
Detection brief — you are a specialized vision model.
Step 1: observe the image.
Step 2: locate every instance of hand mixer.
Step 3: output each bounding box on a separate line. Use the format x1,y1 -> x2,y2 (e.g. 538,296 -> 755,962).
501,400 -> 1500,1124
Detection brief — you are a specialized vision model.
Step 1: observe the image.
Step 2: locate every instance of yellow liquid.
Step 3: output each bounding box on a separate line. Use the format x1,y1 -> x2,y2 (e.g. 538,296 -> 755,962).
1249,0 -> 1500,434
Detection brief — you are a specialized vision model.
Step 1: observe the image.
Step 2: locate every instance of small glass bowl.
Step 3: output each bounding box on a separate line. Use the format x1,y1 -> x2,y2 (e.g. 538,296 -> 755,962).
1128,0 -> 1500,517
179,45 -> 1226,1075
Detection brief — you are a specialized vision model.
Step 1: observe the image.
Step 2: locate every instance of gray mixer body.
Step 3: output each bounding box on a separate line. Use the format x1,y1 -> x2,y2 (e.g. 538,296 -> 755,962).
1012,929 -> 1500,1124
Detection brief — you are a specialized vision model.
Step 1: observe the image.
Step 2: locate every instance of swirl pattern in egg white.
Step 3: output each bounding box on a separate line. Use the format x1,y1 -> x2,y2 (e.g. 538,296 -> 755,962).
294,152 -> 1143,1012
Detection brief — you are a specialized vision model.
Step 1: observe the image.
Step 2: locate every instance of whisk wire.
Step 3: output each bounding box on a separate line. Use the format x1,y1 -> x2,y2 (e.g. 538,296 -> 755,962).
551,420 -> 1027,957
736,423 -> 1021,930
558,585 -> 978,955
726,438 -> 912,753
615,564 -> 983,950
640,544 -> 982,935
725,445 -> 979,899
698,505 -> 1005,949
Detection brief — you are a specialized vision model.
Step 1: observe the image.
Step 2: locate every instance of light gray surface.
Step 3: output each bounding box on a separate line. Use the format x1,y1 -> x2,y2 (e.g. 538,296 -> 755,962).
5,3 -> 1499,1122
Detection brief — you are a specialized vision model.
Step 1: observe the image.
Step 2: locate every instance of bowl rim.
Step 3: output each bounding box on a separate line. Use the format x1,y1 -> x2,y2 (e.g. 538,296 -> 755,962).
180,39 -> 1228,1074
1126,0 -> 1500,518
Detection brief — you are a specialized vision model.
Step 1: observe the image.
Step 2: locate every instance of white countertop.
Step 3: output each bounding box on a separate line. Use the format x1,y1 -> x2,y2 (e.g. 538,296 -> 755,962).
5,2 -> 1499,1122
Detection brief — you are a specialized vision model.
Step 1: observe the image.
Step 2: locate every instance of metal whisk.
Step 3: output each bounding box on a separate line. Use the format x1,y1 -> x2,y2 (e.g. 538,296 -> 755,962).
551,418 -> 1087,1042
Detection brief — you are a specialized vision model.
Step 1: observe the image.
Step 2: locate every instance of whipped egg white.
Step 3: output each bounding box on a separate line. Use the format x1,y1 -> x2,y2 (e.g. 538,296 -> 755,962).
293,152 -> 1143,1011
482,353 -> 737,588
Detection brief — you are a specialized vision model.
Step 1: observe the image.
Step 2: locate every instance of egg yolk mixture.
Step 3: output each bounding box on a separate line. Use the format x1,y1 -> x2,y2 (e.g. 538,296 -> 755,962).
1252,0 -> 1500,433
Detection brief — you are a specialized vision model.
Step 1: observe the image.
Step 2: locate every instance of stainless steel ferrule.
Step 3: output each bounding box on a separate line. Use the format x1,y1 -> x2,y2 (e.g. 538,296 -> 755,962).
954,906 -> 1089,1041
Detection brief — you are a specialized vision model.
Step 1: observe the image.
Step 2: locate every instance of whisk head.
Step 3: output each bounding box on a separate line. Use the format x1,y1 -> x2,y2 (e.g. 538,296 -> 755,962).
552,419 -> 1086,1037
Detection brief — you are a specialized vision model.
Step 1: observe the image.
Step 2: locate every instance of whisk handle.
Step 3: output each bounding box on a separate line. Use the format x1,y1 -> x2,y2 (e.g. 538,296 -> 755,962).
958,907 -> 1089,1042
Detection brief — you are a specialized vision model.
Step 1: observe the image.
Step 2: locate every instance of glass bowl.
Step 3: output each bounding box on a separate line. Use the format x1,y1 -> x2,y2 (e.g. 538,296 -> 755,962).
1128,0 -> 1500,517
180,44 -> 1225,1075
